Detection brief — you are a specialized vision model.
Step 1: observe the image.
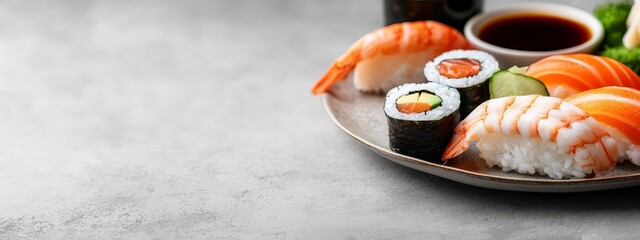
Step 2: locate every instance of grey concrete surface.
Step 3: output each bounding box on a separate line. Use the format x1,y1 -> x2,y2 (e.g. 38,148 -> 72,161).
1,0 -> 639,239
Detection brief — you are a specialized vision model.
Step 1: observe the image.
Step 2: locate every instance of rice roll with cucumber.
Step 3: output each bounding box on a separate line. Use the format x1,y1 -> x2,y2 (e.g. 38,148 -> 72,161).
424,50 -> 499,117
384,82 -> 461,161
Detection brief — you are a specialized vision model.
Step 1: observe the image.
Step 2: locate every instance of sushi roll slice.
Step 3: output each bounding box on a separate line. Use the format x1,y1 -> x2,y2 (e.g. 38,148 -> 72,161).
384,82 -> 461,161
424,50 -> 499,117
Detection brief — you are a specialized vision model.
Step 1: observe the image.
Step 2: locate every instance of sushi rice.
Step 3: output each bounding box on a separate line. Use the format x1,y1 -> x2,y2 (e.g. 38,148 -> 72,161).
384,82 -> 460,121
479,134 -> 592,179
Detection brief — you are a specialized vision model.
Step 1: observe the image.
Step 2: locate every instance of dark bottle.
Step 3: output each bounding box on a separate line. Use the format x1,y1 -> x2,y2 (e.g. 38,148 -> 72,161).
384,0 -> 483,32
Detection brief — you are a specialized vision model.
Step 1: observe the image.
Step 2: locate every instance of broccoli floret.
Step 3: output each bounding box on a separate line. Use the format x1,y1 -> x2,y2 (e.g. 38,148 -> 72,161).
601,47 -> 640,74
592,1 -> 639,75
594,0 -> 633,48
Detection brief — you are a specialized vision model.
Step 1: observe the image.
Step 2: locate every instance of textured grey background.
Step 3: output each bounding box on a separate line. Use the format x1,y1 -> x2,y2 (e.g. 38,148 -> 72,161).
2,0 -> 639,239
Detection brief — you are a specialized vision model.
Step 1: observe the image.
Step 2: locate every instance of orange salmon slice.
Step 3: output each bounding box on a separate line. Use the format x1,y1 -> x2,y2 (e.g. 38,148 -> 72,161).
436,59 -> 481,78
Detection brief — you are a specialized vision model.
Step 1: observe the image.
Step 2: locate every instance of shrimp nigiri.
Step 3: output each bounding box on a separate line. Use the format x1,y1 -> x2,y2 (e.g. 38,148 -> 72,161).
443,95 -> 618,179
526,53 -> 640,98
566,86 -> 640,165
311,21 -> 472,95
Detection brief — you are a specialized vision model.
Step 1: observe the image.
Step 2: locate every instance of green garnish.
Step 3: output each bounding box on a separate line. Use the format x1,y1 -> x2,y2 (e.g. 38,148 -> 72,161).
593,0 -> 640,74
594,0 -> 633,48
601,46 -> 640,74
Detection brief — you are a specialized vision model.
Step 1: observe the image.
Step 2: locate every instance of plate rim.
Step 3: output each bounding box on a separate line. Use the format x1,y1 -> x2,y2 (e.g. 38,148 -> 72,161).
321,85 -> 640,192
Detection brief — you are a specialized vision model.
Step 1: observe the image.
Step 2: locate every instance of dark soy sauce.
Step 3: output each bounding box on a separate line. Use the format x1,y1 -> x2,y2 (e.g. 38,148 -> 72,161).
478,14 -> 591,51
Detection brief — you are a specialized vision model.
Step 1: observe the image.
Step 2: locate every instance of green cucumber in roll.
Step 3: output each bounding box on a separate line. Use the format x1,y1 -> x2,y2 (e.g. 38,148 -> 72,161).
489,69 -> 549,98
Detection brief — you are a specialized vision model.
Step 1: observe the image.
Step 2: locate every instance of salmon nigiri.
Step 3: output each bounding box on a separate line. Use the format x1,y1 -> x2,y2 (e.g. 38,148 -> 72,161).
565,86 -> 640,165
442,95 -> 618,179
311,21 -> 472,95
526,54 -> 640,98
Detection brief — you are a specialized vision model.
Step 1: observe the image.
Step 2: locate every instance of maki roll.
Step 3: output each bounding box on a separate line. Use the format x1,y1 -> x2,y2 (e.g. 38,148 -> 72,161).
424,49 -> 499,117
384,82 -> 461,161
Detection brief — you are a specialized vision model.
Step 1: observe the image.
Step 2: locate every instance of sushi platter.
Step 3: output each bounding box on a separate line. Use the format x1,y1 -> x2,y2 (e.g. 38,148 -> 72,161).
313,1 -> 640,192
323,77 -> 640,192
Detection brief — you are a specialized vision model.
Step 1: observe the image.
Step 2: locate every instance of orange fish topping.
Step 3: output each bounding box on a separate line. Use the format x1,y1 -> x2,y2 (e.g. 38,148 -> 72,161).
397,103 -> 432,114
436,59 -> 481,78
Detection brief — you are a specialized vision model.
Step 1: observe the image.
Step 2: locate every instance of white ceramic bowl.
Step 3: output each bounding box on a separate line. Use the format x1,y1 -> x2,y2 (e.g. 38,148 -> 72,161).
464,2 -> 604,68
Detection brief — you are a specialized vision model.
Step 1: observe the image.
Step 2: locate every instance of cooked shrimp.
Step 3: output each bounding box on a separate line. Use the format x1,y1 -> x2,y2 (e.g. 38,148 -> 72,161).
442,95 -> 618,179
311,21 -> 472,95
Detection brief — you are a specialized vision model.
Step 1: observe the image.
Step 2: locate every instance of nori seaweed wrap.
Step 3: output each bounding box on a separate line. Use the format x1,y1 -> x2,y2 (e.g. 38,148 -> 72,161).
384,82 -> 461,161
424,49 -> 499,118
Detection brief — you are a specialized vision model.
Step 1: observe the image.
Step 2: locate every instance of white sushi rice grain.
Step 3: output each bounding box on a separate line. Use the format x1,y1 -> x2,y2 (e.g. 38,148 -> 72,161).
423,50 -> 499,88
478,133 -> 591,179
384,82 -> 460,121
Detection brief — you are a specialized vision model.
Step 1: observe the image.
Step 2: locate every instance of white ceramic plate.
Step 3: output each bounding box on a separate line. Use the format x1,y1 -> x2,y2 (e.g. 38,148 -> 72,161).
322,78 -> 640,192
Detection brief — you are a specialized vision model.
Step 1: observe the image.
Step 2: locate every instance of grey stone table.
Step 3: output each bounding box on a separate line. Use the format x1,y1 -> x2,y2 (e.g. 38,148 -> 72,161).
1,0 -> 638,239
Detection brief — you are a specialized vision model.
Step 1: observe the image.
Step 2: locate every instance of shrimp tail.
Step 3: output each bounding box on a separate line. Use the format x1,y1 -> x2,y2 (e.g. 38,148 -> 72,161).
311,62 -> 354,95
442,101 -> 489,160
442,128 -> 470,160
311,42 -> 363,95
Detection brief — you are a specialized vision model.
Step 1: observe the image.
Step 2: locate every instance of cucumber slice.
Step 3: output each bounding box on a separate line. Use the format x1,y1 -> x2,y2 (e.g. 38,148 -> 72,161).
489,70 -> 549,98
